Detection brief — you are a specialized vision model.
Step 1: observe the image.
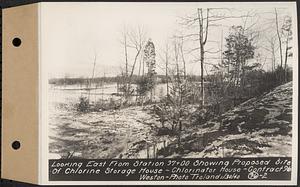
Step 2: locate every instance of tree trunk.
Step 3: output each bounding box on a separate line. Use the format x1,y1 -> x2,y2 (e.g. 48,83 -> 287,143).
127,49 -> 142,99
124,35 -> 128,78
180,39 -> 187,79
275,8 -> 283,82
200,45 -> 205,107
124,34 -> 129,97
165,50 -> 169,96
284,37 -> 289,82
271,40 -> 276,72
197,8 -> 205,108
241,57 -> 245,90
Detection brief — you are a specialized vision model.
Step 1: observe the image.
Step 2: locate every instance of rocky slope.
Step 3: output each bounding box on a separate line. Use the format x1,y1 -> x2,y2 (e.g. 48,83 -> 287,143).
185,82 -> 293,158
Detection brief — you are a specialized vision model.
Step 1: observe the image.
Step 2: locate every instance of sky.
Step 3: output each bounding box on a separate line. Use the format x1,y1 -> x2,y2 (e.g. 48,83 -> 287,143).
40,2 -> 297,79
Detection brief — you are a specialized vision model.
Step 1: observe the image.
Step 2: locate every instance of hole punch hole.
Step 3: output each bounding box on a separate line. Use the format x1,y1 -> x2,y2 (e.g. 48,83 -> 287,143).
12,141 -> 21,150
12,38 -> 22,47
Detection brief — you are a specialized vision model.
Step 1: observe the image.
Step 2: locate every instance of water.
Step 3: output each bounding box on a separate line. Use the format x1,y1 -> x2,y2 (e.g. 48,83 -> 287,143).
49,83 -> 168,106
48,82 -> 170,159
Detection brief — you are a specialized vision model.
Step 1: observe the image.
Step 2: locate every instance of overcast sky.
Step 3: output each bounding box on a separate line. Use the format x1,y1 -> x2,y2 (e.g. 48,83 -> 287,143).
40,2 -> 296,79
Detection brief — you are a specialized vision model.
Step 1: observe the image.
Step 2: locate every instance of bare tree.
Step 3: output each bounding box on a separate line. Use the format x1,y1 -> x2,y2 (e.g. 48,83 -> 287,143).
178,8 -> 210,107
87,53 -> 97,103
158,41 -> 172,97
173,39 -> 181,82
120,26 -> 147,100
123,28 -> 129,78
275,8 -> 283,70
274,9 -> 292,82
163,43 -> 170,96
127,27 -> 147,79
179,37 -> 187,79
197,8 -> 209,108
180,8 -> 227,107
180,8 -> 256,108
263,35 -> 278,72
281,16 -> 292,81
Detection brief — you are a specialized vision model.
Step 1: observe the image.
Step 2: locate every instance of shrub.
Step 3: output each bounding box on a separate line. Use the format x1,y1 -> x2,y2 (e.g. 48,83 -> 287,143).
76,96 -> 90,112
94,98 -> 120,111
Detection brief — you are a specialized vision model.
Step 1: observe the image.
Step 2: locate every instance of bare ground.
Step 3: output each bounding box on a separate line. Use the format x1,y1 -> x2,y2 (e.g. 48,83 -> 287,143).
49,105 -> 169,159
184,82 -> 293,158
49,82 -> 293,159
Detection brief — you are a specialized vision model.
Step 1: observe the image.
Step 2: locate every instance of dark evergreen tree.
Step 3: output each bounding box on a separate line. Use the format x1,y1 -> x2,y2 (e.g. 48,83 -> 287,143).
137,39 -> 157,102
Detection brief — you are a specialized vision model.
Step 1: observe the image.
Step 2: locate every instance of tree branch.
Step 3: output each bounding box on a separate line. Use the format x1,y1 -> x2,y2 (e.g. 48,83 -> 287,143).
203,9 -> 209,45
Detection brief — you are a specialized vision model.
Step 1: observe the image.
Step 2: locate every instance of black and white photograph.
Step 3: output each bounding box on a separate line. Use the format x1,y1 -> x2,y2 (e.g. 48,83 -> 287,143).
44,2 -> 297,161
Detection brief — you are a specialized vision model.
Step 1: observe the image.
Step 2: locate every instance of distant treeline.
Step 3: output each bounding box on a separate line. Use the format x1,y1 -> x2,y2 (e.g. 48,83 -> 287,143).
49,75 -> 203,86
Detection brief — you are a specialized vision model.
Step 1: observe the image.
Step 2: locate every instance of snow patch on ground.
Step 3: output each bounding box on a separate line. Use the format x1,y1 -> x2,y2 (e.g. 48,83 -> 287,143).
185,82 -> 293,158
49,82 -> 293,158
